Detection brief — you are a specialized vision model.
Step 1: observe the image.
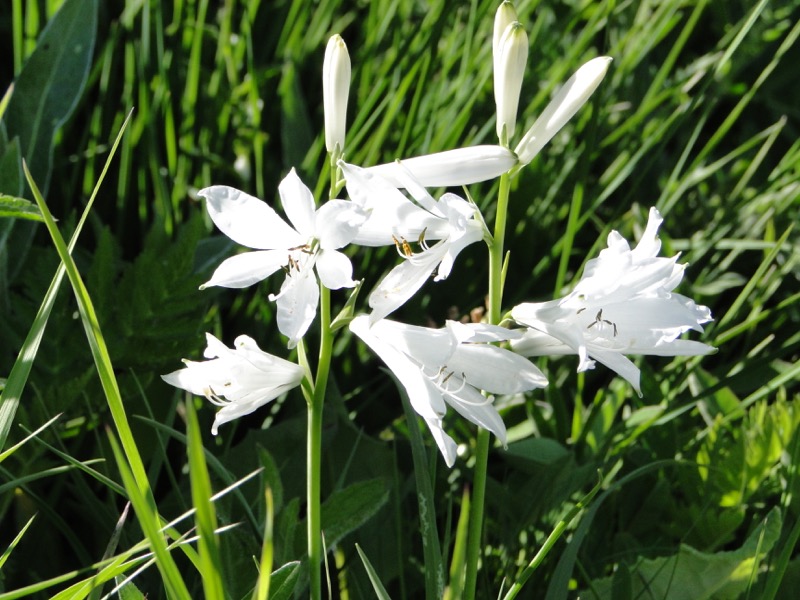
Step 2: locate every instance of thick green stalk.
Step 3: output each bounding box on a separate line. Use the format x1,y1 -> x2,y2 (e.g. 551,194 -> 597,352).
464,172 -> 512,599
308,284 -> 333,600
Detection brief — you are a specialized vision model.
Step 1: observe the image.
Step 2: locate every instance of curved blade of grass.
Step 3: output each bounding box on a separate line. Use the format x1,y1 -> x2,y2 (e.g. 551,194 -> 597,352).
0,412 -> 60,464
0,109 -> 132,452
185,398 -> 225,600
0,514 -> 35,570
23,160 -> 190,599
107,430 -> 191,599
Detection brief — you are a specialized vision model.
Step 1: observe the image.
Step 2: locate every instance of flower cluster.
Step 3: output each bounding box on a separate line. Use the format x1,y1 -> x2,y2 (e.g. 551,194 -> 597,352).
163,2 -> 712,470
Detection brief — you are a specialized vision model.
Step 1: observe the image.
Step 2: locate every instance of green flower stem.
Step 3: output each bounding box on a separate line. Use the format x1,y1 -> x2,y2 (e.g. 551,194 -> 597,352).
308,283 -> 333,600
464,172 -> 512,600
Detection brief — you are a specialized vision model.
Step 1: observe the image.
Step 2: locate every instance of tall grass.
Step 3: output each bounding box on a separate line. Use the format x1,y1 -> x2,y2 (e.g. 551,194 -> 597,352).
0,0 -> 798,597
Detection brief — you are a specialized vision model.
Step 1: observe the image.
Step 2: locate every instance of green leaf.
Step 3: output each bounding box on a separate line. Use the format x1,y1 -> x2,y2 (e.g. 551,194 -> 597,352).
355,544 -> 392,600
266,561 -> 301,600
585,507 -> 782,600
330,279 -> 364,332
3,0 -> 98,196
0,193 -> 44,222
320,479 -> 388,549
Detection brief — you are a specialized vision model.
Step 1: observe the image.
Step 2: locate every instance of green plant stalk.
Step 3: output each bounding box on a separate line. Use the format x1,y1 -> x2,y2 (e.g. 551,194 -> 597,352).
502,476 -> 602,600
308,284 -> 333,600
464,172 -> 511,600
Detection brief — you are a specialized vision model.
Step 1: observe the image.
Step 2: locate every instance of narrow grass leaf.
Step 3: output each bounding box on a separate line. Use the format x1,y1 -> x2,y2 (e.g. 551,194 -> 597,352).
186,398 -> 225,600
0,514 -> 35,570
252,488 -> 274,600
355,543 -> 392,600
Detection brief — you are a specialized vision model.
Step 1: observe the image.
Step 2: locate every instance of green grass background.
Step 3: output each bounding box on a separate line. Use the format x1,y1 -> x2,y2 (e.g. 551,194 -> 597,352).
0,0 -> 798,597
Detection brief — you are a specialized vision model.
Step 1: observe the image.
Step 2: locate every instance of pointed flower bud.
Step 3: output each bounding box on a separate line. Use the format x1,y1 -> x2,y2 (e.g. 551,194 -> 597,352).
493,1 -> 519,63
494,22 -> 528,143
365,145 -> 517,188
323,34 -> 351,154
514,56 -> 612,166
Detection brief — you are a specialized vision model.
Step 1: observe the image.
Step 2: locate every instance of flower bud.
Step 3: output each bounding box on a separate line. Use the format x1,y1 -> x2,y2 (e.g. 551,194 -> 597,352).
365,145 -> 517,187
323,34 -> 351,154
493,1 -> 519,63
494,22 -> 528,143
515,56 -> 612,166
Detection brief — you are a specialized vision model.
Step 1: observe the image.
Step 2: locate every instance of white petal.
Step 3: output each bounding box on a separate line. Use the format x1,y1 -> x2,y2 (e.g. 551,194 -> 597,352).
278,168 -> 316,238
588,348 -> 642,396
349,316 -> 447,418
515,57 -> 612,165
446,321 -> 523,344
366,145 -> 517,187
424,416 -> 459,467
448,344 -> 548,393
340,162 -> 447,246
368,245 -> 447,322
444,383 -> 508,446
201,250 -> 287,289
435,223 -> 483,281
315,249 -> 356,290
199,185 -> 302,250
369,318 -> 456,367
314,200 -> 367,250
631,207 -> 664,260
276,272 -> 319,348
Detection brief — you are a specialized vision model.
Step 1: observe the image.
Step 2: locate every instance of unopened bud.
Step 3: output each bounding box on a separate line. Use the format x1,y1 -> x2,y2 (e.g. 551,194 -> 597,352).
494,22 -> 528,143
323,34 -> 351,154
515,56 -> 612,166
493,1 -> 519,63
366,145 -> 517,187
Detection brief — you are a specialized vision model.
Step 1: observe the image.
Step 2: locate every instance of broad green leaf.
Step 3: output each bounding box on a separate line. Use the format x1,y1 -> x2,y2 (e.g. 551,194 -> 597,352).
0,193 -> 44,222
584,507 -> 782,600
266,561 -> 301,600
320,478 -> 388,549
3,0 -> 98,196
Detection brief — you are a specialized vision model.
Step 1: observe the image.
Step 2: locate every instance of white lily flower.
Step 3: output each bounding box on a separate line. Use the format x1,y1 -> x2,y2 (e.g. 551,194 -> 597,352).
514,56 -> 612,166
323,34 -> 351,154
199,169 -> 367,347
365,145 -> 517,188
494,21 -> 528,142
340,161 -> 485,322
510,207 -> 714,395
162,333 -> 304,435
350,315 -> 547,467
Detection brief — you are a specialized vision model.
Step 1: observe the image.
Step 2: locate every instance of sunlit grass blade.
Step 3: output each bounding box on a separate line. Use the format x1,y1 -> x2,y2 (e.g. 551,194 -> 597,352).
23,159 -> 190,598
444,487 -> 470,600
0,109 -> 133,451
252,488 -> 274,600
0,413 -> 60,464
0,514 -> 35,570
185,398 -> 225,600
107,429 -> 191,599
502,475 -> 602,600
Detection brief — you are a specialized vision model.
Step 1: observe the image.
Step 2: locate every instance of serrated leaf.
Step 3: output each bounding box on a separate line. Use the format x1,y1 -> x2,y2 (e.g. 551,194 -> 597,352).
0,193 -> 44,222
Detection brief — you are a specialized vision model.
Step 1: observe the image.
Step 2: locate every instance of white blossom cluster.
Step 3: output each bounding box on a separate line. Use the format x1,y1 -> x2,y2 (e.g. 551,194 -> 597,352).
163,2 -> 713,466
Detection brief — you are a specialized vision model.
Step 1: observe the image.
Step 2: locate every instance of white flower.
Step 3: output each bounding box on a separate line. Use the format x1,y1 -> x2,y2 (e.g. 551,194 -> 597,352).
514,56 -> 612,166
494,21 -> 528,142
162,333 -> 304,435
340,161 -> 485,322
199,169 -> 366,347
323,34 -> 351,154
510,207 -> 714,394
350,315 -> 547,467
364,145 -> 517,188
